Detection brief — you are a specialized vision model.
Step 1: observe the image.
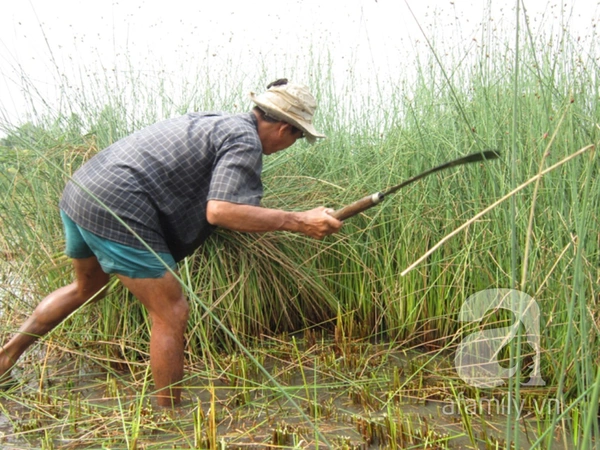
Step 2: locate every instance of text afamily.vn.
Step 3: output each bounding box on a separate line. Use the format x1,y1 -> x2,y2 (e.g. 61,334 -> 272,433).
441,394 -> 562,418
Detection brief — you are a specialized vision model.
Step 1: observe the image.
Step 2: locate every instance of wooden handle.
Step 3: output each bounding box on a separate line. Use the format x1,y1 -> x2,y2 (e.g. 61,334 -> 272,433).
331,193 -> 384,220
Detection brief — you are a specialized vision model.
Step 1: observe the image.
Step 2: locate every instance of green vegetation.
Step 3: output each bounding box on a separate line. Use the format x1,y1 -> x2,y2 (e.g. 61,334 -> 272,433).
0,5 -> 599,449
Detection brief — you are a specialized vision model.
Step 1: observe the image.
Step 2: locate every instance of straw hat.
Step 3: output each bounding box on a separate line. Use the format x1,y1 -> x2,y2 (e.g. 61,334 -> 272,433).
250,80 -> 326,144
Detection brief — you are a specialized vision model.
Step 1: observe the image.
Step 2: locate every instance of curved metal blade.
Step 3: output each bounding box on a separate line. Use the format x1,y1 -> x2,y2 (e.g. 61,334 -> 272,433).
383,150 -> 500,197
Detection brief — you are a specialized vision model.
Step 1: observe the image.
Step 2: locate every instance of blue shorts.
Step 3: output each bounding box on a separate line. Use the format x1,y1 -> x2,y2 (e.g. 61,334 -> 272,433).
60,210 -> 177,279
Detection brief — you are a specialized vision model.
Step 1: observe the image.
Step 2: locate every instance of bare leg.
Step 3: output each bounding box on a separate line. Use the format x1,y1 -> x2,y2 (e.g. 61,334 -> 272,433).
116,271 -> 189,407
0,256 -> 109,380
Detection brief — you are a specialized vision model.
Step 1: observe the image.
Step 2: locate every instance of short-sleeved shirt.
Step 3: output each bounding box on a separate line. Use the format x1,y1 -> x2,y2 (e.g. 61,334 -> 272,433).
59,112 -> 264,262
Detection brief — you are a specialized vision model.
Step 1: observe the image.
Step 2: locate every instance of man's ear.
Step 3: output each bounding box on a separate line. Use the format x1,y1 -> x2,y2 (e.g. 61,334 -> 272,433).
276,122 -> 289,137
280,122 -> 294,135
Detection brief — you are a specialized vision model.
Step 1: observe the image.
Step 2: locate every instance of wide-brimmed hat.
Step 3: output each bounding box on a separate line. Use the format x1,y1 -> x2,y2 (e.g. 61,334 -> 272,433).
250,81 -> 326,144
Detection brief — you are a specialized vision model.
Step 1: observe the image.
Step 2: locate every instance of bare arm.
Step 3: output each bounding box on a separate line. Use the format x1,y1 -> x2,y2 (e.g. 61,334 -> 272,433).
206,200 -> 342,240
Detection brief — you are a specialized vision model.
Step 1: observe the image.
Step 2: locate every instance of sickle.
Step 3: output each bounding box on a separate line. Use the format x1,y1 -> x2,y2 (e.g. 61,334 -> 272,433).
331,150 -> 501,221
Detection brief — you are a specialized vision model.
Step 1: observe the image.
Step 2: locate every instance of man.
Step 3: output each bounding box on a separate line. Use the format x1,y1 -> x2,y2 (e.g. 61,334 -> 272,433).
0,79 -> 342,406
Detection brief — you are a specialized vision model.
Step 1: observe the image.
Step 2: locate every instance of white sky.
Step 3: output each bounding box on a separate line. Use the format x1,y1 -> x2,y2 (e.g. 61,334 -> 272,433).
0,0 -> 598,131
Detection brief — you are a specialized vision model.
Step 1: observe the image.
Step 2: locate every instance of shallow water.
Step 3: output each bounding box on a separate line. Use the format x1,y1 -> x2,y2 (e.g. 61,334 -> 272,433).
0,343 -> 578,449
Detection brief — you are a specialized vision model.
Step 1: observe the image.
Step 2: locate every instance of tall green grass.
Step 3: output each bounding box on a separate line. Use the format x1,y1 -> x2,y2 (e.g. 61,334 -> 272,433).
0,4 -> 599,448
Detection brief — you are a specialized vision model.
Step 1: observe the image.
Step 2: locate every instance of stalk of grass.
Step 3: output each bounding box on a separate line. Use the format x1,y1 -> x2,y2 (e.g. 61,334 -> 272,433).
552,139 -> 597,448
401,144 -> 595,276
520,106 -> 569,289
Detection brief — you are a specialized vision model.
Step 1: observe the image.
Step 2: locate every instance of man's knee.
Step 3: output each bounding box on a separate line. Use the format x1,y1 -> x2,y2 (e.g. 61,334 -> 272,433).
117,271 -> 189,326
168,295 -> 190,326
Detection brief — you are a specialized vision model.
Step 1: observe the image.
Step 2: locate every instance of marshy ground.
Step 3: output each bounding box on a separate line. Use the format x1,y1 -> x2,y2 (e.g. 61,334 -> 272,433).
0,312 -> 577,449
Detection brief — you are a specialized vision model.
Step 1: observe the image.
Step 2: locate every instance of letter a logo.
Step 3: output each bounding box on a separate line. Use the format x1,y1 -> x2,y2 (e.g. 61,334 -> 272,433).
455,289 -> 545,388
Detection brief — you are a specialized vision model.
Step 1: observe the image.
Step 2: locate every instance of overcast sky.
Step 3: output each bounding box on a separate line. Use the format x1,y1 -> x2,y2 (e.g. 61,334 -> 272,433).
0,0 -> 598,130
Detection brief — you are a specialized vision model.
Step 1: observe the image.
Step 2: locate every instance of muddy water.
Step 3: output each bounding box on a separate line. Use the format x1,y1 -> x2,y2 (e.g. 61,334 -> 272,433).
0,344 -> 576,449
0,262 -> 36,321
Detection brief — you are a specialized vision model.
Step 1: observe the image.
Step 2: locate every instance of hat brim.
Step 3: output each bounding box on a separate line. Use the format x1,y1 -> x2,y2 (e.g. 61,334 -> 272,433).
250,92 -> 326,144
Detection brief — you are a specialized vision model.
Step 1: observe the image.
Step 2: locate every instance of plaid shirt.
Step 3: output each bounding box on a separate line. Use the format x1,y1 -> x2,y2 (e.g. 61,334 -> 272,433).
60,112 -> 263,261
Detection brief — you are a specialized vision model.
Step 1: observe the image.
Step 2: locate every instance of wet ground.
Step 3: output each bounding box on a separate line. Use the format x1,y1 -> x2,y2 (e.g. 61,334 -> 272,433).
0,340 -> 576,449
